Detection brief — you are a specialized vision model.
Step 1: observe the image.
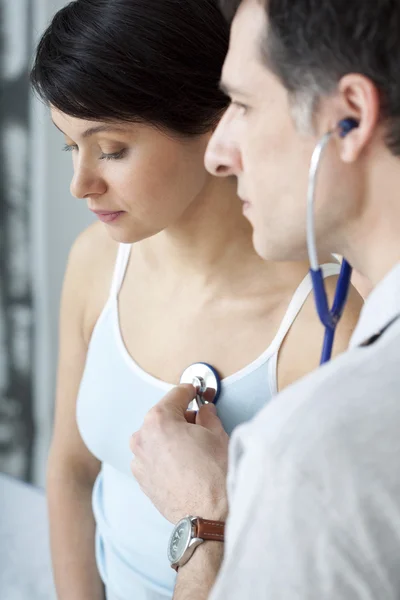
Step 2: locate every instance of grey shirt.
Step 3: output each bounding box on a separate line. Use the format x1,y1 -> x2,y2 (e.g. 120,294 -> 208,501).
210,263 -> 400,600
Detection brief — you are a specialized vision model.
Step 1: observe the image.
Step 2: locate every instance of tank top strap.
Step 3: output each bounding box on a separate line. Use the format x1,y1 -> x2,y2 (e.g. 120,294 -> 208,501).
270,262 -> 342,352
109,243 -> 132,299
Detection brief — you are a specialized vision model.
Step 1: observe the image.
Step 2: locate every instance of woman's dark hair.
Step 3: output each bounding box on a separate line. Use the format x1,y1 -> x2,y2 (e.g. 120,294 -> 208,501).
220,0 -> 400,155
219,0 -> 242,22
31,0 -> 230,136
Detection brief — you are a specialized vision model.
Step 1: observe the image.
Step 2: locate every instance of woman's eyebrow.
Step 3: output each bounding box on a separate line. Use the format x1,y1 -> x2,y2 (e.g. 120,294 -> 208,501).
51,120 -> 127,139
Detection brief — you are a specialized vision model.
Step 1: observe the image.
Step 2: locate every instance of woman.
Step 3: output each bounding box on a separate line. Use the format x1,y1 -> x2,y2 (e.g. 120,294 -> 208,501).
30,1 -> 362,599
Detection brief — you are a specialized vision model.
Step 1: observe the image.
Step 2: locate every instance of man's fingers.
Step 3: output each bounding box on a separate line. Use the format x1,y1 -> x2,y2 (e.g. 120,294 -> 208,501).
184,410 -> 197,424
196,404 -> 226,434
130,430 -> 142,455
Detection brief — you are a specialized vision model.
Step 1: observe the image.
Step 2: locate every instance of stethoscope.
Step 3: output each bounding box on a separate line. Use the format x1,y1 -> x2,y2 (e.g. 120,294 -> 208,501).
180,362 -> 221,409
180,117 -> 360,405
307,117 -> 359,364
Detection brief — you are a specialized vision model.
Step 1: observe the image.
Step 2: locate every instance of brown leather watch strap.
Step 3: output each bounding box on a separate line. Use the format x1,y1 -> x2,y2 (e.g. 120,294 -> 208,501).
194,518 -> 225,542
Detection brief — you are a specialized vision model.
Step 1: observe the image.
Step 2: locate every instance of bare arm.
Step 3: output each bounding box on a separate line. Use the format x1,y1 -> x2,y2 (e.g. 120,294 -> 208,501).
48,225 -> 114,600
173,542 -> 224,600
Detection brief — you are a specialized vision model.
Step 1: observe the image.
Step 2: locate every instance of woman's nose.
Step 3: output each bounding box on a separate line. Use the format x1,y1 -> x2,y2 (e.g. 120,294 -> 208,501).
70,164 -> 106,199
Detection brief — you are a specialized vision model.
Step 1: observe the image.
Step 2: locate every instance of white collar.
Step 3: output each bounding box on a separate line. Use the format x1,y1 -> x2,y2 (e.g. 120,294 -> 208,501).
350,262 -> 400,348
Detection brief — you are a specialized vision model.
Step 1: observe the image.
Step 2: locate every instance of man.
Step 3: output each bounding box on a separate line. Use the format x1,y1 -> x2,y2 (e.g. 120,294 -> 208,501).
130,0 -> 400,597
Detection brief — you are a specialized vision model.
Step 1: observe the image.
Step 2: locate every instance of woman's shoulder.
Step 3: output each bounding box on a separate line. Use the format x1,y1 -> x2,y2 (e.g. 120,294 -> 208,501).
69,221 -> 118,269
64,222 -> 120,343
277,276 -> 363,391
323,276 -> 364,349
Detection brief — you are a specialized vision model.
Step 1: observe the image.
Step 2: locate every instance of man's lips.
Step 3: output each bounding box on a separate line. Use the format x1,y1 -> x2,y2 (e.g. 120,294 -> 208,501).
239,197 -> 251,212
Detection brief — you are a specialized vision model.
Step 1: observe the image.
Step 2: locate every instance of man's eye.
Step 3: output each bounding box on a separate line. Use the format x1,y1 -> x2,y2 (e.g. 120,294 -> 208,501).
232,101 -> 248,114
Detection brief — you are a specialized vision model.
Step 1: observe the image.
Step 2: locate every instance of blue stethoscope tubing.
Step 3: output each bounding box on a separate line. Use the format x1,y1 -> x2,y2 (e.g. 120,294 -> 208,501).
310,260 -> 353,364
307,119 -> 358,364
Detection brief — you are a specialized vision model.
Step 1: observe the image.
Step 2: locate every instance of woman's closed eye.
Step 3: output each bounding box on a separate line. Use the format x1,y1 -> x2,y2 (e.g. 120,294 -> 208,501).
63,142 -> 78,153
62,143 -> 128,161
99,148 -> 128,161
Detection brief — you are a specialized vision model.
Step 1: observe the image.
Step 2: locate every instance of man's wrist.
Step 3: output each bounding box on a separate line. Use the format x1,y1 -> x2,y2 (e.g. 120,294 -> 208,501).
173,540 -> 224,600
168,515 -> 226,572
179,538 -> 224,571
201,497 -> 228,523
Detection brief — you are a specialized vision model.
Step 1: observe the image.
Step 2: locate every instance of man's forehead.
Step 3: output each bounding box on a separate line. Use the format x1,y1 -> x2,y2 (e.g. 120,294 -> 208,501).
221,0 -> 267,94
231,0 -> 266,43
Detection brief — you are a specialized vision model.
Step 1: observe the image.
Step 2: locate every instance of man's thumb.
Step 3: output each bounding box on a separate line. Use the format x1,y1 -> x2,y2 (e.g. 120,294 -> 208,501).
162,384 -> 196,416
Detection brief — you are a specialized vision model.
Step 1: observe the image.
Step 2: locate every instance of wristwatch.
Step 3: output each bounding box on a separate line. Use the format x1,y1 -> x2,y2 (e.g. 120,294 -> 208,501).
167,516 -> 225,571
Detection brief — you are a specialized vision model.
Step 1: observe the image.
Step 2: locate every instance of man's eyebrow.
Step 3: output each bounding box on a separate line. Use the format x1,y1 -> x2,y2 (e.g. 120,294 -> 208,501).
51,121 -> 127,139
219,80 -> 249,98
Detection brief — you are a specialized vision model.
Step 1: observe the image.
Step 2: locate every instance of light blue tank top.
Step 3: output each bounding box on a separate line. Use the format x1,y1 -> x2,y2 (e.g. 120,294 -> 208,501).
77,244 -> 340,600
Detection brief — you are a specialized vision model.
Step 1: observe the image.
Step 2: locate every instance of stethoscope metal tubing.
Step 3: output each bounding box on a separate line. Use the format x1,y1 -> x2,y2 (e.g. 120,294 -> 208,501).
307,129 -> 353,364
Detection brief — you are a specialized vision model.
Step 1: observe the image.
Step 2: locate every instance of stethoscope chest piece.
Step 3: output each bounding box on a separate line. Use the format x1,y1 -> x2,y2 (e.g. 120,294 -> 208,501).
180,362 -> 221,410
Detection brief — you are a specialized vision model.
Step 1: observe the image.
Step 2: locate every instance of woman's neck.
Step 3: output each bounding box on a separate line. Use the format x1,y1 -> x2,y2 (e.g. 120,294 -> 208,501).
137,177 -> 311,293
139,178 -> 254,275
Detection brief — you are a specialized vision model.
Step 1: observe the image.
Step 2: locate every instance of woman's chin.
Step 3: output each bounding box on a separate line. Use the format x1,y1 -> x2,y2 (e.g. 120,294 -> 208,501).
104,223 -> 161,245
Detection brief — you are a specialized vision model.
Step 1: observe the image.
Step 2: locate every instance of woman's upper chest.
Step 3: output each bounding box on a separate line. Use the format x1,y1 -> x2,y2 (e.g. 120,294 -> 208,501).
117,263 -> 290,385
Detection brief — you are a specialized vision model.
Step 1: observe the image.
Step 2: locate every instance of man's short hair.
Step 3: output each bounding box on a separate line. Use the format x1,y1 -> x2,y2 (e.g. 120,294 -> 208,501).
219,0 -> 400,155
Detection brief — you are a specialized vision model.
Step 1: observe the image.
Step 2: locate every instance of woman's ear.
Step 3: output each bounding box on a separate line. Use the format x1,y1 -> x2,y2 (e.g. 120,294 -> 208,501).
337,74 -> 380,163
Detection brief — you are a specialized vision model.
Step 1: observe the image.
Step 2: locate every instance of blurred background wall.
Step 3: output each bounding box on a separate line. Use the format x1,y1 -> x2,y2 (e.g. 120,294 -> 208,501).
0,0 -> 94,487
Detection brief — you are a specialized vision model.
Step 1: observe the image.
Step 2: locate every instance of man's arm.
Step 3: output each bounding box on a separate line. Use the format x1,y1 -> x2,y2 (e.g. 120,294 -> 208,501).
130,387 -> 229,525
208,420 -> 390,600
173,542 -> 224,600
168,408 -> 389,600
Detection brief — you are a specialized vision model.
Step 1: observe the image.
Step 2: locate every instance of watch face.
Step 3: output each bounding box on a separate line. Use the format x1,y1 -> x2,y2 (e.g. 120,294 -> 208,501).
168,518 -> 192,563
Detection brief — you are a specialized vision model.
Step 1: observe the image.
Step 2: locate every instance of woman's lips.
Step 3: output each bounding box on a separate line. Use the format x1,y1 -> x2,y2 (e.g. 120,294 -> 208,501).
90,210 -> 125,223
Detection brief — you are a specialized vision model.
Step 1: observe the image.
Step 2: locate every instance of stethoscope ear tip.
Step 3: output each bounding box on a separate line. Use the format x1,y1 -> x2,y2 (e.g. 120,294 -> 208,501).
338,118 -> 359,138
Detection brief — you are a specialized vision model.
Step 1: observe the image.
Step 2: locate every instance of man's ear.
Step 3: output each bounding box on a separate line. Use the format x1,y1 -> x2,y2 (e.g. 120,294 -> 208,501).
336,74 -> 380,163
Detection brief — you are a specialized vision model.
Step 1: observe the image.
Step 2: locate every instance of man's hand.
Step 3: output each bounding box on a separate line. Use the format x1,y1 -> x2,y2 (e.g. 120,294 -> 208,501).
130,385 -> 229,524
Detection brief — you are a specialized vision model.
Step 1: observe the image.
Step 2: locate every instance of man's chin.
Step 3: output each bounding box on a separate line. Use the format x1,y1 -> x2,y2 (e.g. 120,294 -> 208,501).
252,231 -> 309,263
